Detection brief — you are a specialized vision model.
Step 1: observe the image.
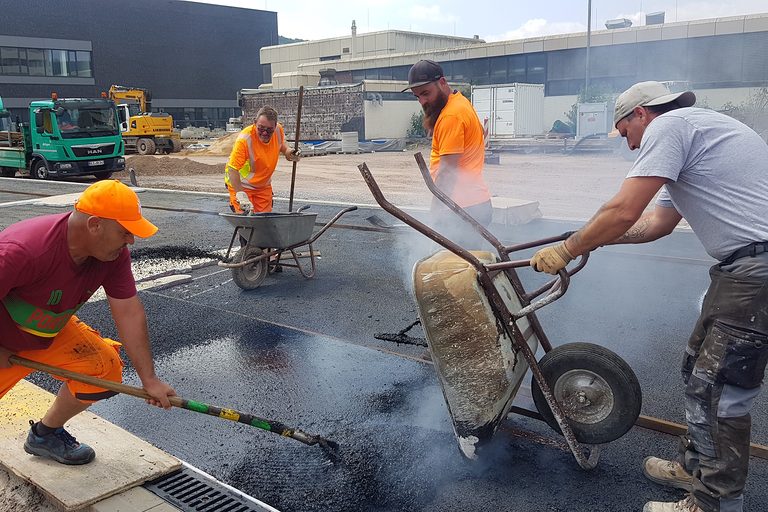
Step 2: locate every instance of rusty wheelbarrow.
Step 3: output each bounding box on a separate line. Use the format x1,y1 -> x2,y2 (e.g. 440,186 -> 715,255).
218,204 -> 357,290
357,153 -> 641,470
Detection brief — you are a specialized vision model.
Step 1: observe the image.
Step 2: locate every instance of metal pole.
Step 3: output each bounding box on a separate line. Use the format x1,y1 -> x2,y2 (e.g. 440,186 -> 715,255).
288,85 -> 304,212
585,0 -> 592,95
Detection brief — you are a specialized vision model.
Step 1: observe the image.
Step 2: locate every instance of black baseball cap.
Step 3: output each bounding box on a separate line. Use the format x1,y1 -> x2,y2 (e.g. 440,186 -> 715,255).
402,60 -> 444,92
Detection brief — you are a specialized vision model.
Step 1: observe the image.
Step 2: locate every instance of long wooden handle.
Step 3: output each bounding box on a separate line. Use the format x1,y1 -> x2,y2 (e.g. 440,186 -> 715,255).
288,85 -> 304,212
9,355 -> 336,448
10,355 -> 183,405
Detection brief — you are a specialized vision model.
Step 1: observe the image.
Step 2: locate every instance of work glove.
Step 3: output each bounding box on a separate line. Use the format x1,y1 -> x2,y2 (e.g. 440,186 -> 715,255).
235,191 -> 251,212
286,148 -> 302,162
530,242 -> 574,275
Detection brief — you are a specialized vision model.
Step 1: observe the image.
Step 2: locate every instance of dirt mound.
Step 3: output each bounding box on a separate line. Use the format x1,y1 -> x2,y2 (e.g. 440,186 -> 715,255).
179,131 -> 240,156
126,155 -> 222,176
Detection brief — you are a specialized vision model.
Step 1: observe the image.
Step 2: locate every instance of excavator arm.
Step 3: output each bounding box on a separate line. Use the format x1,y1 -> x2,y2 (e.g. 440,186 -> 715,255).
108,85 -> 152,113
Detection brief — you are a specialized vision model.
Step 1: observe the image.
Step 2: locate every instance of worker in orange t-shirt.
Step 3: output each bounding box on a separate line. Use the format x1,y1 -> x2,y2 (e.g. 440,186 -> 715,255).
404,60 -> 492,247
225,106 -> 301,213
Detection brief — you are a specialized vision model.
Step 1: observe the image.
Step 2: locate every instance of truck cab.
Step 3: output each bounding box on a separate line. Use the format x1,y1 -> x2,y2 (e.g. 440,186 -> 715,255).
26,97 -> 126,179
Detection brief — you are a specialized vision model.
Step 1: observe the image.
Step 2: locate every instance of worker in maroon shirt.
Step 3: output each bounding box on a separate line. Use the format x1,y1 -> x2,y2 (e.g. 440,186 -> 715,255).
0,180 -> 176,465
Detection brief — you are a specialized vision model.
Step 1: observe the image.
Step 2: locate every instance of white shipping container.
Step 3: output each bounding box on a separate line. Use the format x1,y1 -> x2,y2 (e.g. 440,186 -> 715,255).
576,102 -> 610,139
471,83 -> 545,138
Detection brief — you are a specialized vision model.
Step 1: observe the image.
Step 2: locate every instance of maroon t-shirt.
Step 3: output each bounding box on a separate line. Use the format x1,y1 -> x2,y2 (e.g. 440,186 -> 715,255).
0,212 -> 136,351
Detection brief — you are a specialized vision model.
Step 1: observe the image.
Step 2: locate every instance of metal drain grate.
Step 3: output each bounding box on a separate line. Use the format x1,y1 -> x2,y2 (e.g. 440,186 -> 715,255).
144,463 -> 278,512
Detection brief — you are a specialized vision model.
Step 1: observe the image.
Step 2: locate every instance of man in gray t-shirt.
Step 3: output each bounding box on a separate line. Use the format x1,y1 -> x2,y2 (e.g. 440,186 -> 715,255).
530,81 -> 768,512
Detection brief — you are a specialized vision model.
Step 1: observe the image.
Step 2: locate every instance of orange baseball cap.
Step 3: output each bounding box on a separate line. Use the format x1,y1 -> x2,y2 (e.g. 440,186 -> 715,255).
74,180 -> 158,238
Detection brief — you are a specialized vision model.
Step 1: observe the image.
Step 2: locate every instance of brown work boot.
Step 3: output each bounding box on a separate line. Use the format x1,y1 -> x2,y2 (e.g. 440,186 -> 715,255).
643,456 -> 693,491
643,495 -> 703,512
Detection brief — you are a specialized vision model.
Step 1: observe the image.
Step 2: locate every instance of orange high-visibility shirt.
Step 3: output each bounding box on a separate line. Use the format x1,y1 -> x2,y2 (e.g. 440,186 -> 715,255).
429,92 -> 490,208
224,123 -> 284,190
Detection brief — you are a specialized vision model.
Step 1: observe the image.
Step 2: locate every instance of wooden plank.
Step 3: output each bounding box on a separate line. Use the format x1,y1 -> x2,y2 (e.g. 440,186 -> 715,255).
511,385 -> 768,460
635,415 -> 768,460
0,380 -> 180,511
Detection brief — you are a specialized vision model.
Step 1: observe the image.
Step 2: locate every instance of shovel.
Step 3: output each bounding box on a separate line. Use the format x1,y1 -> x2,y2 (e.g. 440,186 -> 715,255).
365,214 -> 408,230
9,355 -> 338,453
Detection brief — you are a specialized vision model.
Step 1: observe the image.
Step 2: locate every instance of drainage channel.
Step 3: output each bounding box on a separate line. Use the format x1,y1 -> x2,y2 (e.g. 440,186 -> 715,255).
144,461 -> 279,512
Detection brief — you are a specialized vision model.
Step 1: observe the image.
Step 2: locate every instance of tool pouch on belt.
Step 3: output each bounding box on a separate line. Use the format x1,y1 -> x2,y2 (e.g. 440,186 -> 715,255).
695,320 -> 768,389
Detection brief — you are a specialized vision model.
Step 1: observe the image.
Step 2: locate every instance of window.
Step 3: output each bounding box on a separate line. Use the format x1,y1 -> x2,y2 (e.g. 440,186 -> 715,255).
526,53 -> 546,84
508,55 -> 526,82
489,56 -> 507,84
0,46 -> 93,78
75,51 -> 91,77
1,47 -> 20,74
49,49 -> 68,76
27,49 -> 45,76
742,32 -> 768,83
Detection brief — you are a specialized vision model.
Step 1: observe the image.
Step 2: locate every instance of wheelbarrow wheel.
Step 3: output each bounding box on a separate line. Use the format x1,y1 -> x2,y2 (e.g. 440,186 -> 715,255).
531,342 -> 641,445
232,246 -> 269,290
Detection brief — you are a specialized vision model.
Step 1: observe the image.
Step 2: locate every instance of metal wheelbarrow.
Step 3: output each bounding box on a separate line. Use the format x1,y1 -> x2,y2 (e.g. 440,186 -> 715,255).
357,153 -> 642,470
218,204 -> 357,290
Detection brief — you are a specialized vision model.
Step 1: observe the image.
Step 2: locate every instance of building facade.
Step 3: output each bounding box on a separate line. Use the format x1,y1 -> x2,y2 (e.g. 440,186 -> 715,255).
261,14 -> 768,130
0,0 -> 277,127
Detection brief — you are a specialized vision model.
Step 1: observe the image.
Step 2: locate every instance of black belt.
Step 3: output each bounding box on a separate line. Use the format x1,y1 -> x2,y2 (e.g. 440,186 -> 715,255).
720,241 -> 768,266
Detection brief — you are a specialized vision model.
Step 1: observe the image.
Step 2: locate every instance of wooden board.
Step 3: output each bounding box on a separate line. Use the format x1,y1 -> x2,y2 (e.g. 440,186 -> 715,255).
0,380 -> 180,511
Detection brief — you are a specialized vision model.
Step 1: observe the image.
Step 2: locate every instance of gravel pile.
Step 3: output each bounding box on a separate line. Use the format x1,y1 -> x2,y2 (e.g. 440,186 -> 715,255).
126,155 -> 222,177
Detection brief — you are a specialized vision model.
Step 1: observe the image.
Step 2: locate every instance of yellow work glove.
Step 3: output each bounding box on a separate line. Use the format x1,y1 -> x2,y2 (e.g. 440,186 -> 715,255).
530,242 -> 574,275
235,191 -> 251,212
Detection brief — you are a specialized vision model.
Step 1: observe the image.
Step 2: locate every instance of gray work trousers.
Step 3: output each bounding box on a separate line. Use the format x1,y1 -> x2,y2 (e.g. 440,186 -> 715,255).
680,254 -> 768,512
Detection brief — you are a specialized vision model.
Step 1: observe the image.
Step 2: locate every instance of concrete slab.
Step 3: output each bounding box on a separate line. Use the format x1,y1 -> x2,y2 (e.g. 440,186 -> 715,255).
0,381 -> 180,511
491,197 -> 542,225
88,487 -> 174,512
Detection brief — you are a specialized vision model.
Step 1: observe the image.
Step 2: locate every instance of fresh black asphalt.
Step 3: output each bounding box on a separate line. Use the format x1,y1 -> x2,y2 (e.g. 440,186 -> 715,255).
1,178 -> 766,511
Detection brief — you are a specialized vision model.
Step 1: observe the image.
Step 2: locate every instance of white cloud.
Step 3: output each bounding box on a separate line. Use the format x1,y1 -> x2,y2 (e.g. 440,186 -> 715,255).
485,19 -> 585,42
408,4 -> 458,24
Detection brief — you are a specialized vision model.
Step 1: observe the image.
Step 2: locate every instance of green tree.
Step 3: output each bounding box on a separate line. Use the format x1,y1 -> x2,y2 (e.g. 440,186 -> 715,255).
563,85 -> 613,133
407,111 -> 426,138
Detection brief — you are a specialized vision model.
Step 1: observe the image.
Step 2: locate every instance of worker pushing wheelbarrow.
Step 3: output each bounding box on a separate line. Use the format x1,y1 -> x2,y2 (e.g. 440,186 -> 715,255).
219,86 -> 357,290
358,152 -> 642,469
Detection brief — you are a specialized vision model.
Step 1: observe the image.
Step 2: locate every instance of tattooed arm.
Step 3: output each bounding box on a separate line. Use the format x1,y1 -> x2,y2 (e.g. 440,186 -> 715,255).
609,205 -> 682,245
563,176 -> 671,256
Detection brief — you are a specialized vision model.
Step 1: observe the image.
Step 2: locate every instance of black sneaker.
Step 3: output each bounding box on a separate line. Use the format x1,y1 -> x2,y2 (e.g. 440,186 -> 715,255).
23,420 -> 96,465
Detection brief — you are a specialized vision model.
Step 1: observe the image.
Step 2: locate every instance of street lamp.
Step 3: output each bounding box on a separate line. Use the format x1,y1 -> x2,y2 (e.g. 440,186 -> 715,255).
585,0 -> 592,94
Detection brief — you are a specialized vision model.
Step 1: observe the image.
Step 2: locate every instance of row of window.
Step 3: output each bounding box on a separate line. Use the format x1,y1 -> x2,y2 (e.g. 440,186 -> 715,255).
341,32 -> 768,96
157,107 -> 241,129
0,47 -> 93,78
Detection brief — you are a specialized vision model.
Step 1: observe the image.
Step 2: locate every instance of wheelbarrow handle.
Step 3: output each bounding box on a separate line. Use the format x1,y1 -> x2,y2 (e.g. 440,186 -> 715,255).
513,268 -> 570,319
8,355 -> 337,450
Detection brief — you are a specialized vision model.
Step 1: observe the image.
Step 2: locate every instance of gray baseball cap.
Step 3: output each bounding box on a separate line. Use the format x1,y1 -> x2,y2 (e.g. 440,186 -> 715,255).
402,60 -> 444,92
614,81 -> 696,126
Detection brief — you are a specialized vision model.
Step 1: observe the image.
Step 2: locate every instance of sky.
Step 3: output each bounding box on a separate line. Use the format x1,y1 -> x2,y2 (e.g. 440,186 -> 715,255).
188,0 -> 768,42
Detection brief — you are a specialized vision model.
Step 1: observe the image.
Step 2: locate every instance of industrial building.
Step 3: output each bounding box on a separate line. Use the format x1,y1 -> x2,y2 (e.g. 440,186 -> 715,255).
0,0 -> 277,127
261,12 -> 768,131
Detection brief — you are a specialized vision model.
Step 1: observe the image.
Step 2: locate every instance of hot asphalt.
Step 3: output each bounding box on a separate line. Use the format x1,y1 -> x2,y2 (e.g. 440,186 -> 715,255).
1,177 -> 767,512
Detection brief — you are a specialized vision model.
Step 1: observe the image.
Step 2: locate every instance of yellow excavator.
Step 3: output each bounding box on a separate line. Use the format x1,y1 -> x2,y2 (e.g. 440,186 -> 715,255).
108,85 -> 181,155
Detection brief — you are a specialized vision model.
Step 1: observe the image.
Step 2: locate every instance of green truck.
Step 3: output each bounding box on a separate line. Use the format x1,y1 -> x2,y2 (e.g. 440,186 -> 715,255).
0,95 -> 125,179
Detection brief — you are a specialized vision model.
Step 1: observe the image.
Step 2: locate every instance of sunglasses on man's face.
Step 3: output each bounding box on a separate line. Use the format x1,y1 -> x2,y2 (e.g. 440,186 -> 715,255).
256,125 -> 275,134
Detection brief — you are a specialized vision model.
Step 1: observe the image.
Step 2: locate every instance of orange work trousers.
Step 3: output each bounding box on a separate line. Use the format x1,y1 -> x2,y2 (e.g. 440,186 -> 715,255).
0,316 -> 123,404
227,186 -> 273,213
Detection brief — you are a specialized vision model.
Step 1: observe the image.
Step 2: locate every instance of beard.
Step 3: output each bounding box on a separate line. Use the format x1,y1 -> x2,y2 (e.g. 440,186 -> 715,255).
422,88 -> 450,122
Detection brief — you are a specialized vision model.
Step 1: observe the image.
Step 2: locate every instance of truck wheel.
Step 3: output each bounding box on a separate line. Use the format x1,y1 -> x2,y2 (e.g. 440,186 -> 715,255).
531,342 -> 642,445
0,167 -> 16,177
231,246 -> 268,290
136,138 -> 156,155
170,138 -> 182,153
93,172 -> 113,180
32,160 -> 50,180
